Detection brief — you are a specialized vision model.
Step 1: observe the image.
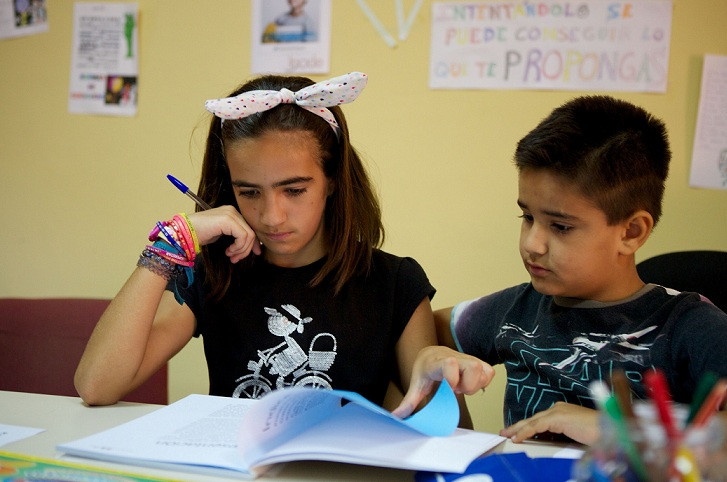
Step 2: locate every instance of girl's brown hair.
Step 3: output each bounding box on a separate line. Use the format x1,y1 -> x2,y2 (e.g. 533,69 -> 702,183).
197,75 -> 384,300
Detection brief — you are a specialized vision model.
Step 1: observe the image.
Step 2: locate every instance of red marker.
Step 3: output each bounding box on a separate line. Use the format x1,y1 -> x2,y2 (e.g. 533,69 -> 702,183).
644,369 -> 680,441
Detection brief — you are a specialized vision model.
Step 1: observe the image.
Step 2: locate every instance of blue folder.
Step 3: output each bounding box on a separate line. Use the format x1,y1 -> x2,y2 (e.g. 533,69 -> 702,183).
416,452 -> 575,482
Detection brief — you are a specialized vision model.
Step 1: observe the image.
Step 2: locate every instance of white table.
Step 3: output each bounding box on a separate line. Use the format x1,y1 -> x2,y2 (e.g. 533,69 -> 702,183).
0,390 -> 578,481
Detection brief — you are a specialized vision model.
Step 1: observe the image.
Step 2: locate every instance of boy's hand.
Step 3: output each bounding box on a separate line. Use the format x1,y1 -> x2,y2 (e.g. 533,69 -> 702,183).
499,402 -> 599,445
391,346 -> 495,418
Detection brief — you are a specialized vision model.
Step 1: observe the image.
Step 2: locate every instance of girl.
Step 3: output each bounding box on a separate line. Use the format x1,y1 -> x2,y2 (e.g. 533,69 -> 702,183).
74,72 -> 437,408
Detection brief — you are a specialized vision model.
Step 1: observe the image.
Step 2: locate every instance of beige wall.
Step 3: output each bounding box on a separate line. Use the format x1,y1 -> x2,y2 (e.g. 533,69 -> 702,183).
1,1 -> 725,435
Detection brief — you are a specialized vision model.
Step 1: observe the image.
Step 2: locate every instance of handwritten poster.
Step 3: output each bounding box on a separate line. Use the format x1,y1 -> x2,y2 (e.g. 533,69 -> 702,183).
251,0 -> 331,75
690,54 -> 727,190
0,0 -> 48,39
429,0 -> 672,92
68,2 -> 138,116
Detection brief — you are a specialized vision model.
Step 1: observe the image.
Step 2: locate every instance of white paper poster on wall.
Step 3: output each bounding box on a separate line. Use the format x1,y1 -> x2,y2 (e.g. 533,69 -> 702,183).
68,2 -> 138,116
429,0 -> 673,92
0,0 -> 48,39
690,54 -> 727,190
251,0 -> 330,75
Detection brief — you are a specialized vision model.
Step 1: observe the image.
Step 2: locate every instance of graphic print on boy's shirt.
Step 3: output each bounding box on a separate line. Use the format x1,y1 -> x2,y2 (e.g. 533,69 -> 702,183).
500,322 -> 657,425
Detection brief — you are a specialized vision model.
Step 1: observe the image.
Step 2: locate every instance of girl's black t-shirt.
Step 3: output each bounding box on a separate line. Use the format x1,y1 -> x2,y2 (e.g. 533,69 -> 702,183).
173,249 -> 435,405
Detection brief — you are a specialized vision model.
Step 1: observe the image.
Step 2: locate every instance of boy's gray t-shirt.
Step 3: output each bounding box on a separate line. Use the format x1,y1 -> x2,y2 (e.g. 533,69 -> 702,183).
452,283 -> 727,428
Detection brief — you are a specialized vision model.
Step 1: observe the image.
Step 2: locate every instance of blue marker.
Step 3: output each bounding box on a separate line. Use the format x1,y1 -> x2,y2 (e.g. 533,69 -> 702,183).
167,174 -> 212,210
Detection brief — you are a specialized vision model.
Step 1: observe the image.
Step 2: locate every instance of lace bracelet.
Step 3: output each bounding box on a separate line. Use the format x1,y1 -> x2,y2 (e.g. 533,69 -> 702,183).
137,248 -> 181,281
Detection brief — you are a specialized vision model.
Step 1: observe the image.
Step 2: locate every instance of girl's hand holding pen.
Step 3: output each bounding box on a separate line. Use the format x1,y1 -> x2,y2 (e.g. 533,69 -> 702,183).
187,207 -> 262,263
167,174 -> 261,263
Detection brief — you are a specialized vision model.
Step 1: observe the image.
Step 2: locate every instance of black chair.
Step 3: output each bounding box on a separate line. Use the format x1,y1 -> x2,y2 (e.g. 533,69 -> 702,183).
636,250 -> 727,313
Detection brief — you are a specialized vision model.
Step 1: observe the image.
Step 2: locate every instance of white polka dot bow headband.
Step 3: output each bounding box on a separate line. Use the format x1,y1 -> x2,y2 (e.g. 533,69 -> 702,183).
204,71 -> 368,132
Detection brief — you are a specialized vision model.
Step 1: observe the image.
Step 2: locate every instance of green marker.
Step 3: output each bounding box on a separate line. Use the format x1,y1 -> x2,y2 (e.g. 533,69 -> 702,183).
686,371 -> 719,426
591,381 -> 648,481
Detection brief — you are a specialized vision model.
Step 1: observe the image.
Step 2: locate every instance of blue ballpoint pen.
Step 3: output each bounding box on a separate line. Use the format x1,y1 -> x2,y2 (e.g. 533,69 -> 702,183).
166,174 -> 212,210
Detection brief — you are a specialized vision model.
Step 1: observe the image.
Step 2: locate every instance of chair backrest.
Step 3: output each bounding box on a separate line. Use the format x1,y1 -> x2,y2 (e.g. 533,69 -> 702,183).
636,250 -> 727,313
0,298 -> 167,404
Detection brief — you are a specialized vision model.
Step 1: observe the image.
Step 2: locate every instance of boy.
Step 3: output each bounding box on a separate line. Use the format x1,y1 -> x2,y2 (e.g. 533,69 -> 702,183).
393,96 -> 727,445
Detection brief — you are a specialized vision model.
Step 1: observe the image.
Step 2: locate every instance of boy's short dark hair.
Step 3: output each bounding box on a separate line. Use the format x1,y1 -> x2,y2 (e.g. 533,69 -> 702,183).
514,95 -> 671,226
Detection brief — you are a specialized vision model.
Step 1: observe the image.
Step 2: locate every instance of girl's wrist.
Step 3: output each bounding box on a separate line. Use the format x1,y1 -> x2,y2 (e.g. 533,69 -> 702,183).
137,214 -> 200,281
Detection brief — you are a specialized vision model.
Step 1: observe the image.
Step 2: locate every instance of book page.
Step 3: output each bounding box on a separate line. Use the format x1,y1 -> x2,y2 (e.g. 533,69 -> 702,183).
238,385 -> 344,464
257,402 -> 504,473
59,385 -> 504,478
59,395 -> 256,477
239,380 -> 462,465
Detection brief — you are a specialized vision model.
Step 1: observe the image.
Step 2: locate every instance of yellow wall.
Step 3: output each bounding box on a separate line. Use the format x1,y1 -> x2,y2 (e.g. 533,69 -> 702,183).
1,1 -> 725,435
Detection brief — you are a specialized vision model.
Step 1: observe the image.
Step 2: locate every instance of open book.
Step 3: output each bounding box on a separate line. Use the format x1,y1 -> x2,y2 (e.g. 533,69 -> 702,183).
58,383 -> 505,479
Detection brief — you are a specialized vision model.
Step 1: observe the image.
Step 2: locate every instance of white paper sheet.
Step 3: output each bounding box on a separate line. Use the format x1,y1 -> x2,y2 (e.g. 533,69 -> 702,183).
251,0 -> 331,75
429,0 -> 673,92
0,423 -> 45,447
68,2 -> 139,116
0,0 -> 48,39
689,54 -> 727,190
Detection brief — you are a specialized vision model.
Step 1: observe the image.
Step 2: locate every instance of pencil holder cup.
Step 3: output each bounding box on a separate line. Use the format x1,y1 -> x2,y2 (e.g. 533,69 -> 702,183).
572,402 -> 727,481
